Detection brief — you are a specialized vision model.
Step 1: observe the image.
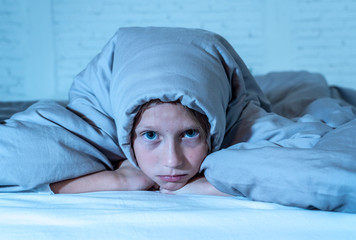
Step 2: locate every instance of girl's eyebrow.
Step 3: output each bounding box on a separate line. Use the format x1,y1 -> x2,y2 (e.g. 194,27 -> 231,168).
135,124 -> 158,129
181,126 -> 200,131
135,126 -> 156,132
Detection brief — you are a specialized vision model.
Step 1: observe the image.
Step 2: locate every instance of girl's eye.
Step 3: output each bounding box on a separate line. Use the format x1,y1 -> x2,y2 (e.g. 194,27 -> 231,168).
184,129 -> 199,138
143,131 -> 158,140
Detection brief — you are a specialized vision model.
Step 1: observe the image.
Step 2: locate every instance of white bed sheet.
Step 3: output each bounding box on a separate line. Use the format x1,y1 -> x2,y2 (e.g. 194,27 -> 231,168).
1,191 -> 355,240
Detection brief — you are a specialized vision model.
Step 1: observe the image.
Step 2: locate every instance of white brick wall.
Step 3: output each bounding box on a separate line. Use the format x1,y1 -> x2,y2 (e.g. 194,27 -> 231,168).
292,0 -> 356,88
0,0 -> 27,97
0,0 -> 355,100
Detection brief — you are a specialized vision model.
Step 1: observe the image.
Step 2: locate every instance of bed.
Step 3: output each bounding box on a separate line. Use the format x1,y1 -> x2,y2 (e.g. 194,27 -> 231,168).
1,71 -> 356,239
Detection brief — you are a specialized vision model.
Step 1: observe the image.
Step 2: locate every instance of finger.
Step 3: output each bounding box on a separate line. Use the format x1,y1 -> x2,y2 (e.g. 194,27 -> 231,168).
160,188 -> 175,195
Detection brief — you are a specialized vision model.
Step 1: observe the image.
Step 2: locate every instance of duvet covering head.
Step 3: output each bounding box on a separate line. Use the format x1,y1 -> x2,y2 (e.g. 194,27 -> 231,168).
68,27 -> 269,167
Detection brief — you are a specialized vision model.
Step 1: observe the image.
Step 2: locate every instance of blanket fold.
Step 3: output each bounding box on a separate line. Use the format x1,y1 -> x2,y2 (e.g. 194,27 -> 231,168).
202,71 -> 356,212
0,101 -> 114,192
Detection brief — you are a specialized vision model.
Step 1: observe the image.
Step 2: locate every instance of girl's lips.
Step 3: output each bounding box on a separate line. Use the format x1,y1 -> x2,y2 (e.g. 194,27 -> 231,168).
158,174 -> 188,182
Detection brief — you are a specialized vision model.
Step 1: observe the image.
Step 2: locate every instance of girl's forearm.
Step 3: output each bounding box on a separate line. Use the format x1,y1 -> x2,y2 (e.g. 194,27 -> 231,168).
50,171 -> 124,194
50,159 -> 156,194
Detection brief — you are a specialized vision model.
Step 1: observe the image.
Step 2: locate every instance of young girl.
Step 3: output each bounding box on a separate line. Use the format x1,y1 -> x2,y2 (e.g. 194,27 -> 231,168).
47,26 -> 266,195
48,26 -> 266,195
1,27 -> 356,212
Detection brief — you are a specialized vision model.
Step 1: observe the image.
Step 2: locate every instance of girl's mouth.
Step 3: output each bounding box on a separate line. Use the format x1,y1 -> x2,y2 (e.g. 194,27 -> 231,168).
158,174 -> 188,182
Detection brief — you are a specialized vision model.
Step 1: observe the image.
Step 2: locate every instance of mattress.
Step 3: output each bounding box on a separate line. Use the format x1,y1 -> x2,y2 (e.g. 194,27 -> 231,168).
0,191 -> 355,240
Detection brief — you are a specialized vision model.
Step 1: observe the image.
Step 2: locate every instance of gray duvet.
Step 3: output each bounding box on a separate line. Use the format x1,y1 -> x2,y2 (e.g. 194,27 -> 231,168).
0,27 -> 355,213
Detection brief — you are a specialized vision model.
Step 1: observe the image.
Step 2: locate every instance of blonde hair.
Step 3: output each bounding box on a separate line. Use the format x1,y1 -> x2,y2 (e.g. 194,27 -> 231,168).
131,99 -> 210,147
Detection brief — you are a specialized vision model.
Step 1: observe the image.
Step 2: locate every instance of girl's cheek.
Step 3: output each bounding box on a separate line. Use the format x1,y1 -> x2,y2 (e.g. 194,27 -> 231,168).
136,137 -> 160,150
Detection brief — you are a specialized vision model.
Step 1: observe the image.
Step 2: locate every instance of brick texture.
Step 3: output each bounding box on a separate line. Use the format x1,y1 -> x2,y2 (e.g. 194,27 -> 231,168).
0,0 -> 27,98
0,0 -> 355,100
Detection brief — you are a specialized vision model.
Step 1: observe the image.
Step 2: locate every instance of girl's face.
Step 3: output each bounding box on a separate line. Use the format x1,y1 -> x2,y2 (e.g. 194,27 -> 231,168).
132,103 -> 209,191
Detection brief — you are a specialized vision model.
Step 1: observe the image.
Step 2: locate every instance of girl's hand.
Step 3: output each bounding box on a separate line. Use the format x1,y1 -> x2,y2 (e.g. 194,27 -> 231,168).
50,160 -> 158,194
160,174 -> 231,196
115,160 -> 158,191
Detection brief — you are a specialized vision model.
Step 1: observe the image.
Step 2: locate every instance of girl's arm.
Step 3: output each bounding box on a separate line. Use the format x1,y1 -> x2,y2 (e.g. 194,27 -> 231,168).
50,160 -> 156,194
160,174 -> 231,196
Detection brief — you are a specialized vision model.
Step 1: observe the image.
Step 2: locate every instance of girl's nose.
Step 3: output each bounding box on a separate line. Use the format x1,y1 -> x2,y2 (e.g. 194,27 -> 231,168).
163,140 -> 184,168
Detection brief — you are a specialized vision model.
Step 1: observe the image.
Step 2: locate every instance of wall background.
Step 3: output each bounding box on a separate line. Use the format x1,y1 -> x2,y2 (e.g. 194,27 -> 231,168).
1,0 -> 355,101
